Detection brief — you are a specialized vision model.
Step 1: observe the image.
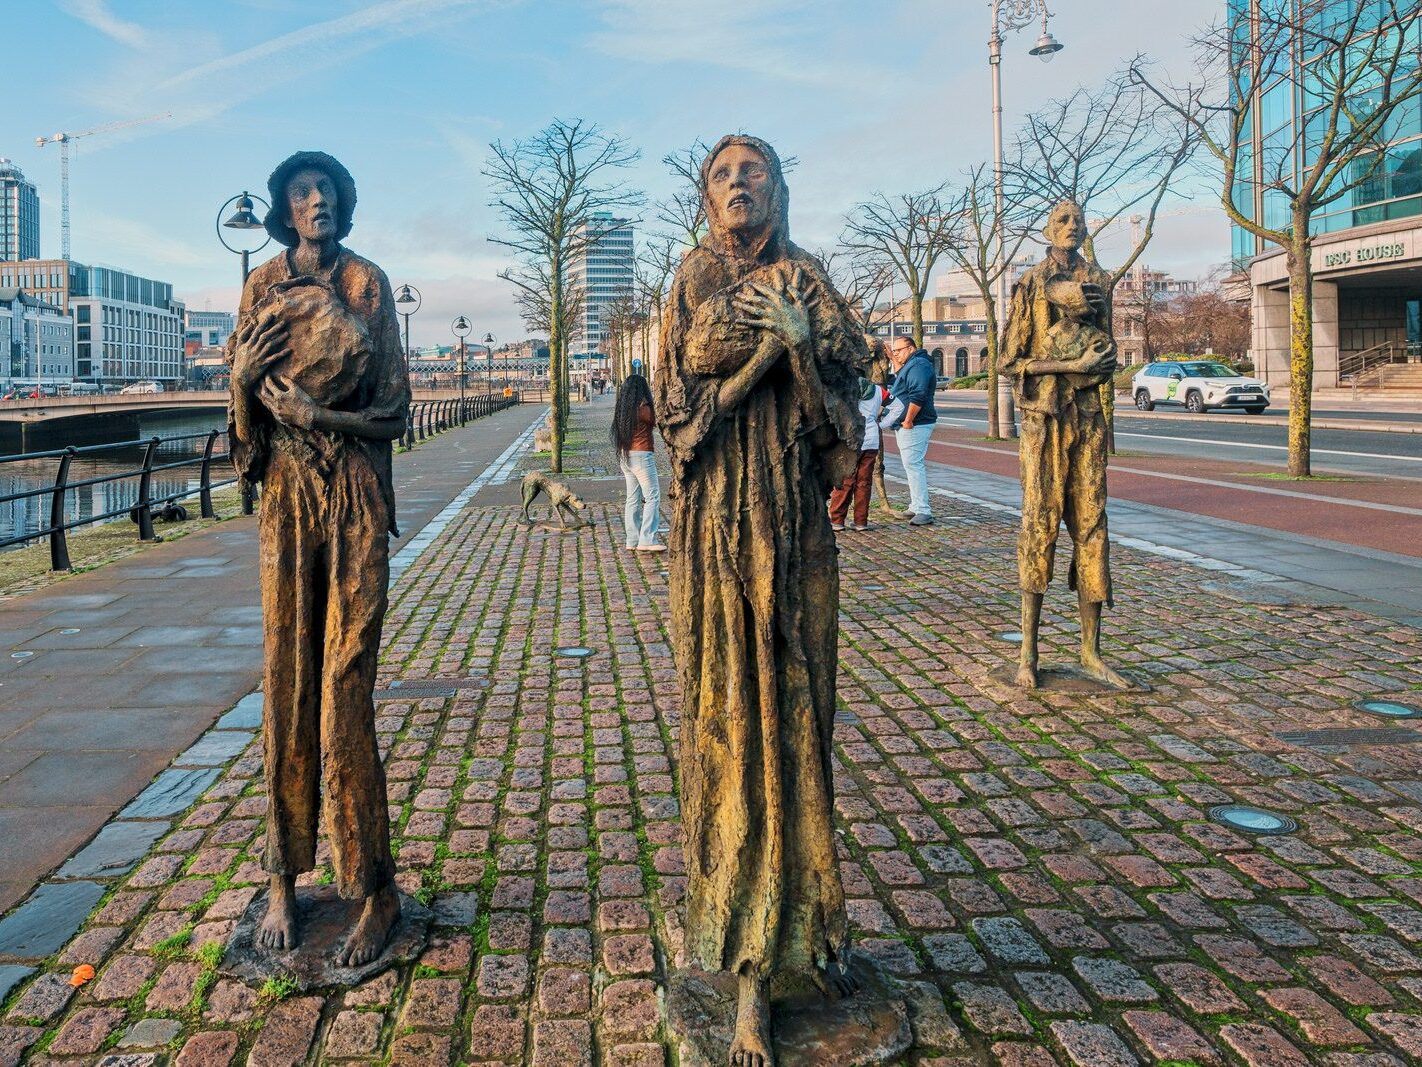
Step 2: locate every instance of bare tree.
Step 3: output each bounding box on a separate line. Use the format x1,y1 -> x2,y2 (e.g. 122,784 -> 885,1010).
942,163 -> 1036,438
1151,284 -> 1251,363
484,119 -> 644,471
840,186 -> 959,351
1133,2 -> 1422,475
658,141 -> 712,247
1012,67 -> 1198,449
501,260 -> 585,353
818,248 -> 897,334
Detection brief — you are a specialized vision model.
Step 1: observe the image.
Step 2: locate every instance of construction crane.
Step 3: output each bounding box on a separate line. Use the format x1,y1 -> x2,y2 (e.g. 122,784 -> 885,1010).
35,112 -> 171,260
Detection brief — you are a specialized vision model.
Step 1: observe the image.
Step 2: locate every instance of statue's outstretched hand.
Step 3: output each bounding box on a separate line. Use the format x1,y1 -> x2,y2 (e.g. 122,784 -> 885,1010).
231,316 -> 290,393
734,267 -> 816,351
258,376 -> 319,431
1074,338 -> 1117,377
1079,282 -> 1108,318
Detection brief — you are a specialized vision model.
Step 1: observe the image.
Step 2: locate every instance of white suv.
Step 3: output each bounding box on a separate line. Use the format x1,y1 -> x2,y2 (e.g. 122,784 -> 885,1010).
1132,361 -> 1270,415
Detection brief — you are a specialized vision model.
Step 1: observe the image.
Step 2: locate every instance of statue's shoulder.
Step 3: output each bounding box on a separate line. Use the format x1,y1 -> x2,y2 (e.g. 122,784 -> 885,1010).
335,248 -> 390,289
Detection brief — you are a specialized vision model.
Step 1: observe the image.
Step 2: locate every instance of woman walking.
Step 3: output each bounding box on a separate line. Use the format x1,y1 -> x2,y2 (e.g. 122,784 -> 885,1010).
611,373 -> 664,552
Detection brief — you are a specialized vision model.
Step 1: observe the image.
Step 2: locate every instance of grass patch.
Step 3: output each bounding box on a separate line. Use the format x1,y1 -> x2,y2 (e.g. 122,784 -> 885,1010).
258,974 -> 298,1002
1237,471 -> 1359,482
150,926 -> 194,959
0,485 -> 245,598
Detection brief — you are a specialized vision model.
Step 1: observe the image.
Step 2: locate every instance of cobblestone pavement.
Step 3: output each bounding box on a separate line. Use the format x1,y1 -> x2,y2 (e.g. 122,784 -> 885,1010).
4,438 -> 1422,1064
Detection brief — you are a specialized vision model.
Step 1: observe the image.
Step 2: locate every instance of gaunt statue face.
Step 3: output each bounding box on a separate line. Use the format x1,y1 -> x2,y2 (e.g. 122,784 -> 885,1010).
284,167 -> 339,244
707,144 -> 772,234
1044,200 -> 1087,254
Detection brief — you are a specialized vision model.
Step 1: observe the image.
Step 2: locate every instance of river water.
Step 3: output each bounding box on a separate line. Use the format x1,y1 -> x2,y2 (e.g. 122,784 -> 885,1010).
1,411 -> 229,550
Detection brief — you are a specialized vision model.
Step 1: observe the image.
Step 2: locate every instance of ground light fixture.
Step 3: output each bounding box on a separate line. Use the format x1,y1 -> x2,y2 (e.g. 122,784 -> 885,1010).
1209,805 -> 1297,835
555,646 -> 595,659
997,630 -> 1023,643
1357,698 -> 1422,719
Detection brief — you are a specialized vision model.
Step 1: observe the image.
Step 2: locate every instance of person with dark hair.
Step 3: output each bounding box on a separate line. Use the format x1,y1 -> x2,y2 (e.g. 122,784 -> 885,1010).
610,373 -> 663,551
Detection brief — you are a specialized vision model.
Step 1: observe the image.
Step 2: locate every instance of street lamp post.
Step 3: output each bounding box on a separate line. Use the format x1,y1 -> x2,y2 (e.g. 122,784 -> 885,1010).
452,315 -> 472,407
483,332 -> 496,397
217,190 -> 271,515
217,191 -> 271,287
989,0 -> 1061,439
394,283 -> 422,385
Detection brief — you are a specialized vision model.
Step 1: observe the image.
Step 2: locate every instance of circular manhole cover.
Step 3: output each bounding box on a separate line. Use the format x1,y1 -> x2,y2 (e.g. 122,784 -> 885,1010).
1357,698 -> 1422,720
1209,805 -> 1297,835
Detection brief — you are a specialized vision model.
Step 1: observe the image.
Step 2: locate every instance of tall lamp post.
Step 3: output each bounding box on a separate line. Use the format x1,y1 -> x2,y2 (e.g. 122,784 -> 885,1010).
394,284 -> 422,391
989,0 -> 1062,437
452,315 -> 472,403
482,332 -> 496,395
217,190 -> 270,513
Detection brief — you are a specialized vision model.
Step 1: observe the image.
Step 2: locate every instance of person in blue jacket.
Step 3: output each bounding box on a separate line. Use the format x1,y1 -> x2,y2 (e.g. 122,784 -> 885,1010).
887,335 -> 938,525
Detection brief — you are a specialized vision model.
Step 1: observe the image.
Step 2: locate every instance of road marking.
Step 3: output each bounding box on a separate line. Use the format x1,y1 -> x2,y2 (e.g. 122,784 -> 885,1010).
923,437 -> 1422,517
934,415 -> 1422,464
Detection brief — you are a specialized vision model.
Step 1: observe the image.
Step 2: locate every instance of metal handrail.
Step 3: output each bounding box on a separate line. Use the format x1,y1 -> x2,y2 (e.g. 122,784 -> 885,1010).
1,429 -> 239,568
1345,340 -> 1421,396
4,394 -> 524,570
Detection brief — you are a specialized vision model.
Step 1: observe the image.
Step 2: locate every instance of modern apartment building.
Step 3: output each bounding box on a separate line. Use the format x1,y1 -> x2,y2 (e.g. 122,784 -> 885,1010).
0,288 -> 74,384
0,259 -> 185,384
1231,0 -> 1422,386
0,159 -> 40,262
567,213 -> 635,362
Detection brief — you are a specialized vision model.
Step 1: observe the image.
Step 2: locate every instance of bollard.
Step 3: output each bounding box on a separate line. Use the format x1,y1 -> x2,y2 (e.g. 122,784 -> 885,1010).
49,447 -> 76,572
199,430 -> 218,519
136,437 -> 160,541
997,377 -> 1018,439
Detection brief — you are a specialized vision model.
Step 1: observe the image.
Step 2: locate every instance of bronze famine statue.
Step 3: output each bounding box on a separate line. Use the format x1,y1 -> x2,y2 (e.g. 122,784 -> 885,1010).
1001,199 -> 1131,690
227,151 -> 409,967
519,470 -> 590,528
655,135 -> 866,1066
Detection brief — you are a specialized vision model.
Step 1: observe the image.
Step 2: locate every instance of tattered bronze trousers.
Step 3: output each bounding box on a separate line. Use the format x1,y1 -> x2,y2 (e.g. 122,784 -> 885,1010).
259,446 -> 395,898
1017,397 -> 1112,605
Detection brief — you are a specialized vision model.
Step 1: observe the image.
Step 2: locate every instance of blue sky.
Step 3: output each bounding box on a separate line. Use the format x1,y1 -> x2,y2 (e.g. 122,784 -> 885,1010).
5,0 -> 1222,345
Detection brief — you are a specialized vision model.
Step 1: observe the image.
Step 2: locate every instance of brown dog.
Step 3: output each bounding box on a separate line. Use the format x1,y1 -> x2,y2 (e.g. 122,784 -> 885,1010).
520,471 -> 589,529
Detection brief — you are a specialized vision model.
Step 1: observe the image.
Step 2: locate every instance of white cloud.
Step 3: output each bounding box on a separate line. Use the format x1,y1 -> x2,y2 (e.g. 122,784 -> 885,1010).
60,0 -> 148,49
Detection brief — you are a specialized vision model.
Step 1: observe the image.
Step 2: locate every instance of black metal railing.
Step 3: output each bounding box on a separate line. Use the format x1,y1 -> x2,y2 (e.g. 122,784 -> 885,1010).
2,394 -> 524,572
401,392 -> 519,449
0,430 -> 239,571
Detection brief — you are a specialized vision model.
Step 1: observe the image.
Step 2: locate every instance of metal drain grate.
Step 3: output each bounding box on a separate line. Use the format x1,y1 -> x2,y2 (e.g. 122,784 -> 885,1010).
374,678 -> 486,700
1277,728 -> 1422,747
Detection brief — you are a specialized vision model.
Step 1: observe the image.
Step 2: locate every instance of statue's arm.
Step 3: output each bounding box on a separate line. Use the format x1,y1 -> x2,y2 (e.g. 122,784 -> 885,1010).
715,332 -> 784,412
310,408 -> 407,440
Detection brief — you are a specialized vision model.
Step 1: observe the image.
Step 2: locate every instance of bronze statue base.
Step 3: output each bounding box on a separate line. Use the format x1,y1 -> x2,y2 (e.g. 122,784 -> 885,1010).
990,664 -> 1152,694
221,885 -> 431,991
668,955 -> 910,1067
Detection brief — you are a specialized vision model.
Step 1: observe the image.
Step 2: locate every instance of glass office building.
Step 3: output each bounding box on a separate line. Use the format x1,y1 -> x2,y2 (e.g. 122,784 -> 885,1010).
1232,0 -> 1422,386
0,159 -> 40,262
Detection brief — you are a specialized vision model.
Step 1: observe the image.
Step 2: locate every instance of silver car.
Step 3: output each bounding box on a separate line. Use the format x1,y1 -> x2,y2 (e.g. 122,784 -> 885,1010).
1132,361 -> 1270,414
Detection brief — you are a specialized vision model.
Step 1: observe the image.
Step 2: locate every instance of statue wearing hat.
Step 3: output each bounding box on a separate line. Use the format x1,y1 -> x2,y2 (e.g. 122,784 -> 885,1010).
226,151 -> 410,967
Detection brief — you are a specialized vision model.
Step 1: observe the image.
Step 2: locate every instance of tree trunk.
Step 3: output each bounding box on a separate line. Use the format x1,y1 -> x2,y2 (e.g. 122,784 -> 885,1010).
1286,226 -> 1314,477
985,304 -> 1001,439
911,291 -> 924,349
548,258 -> 565,473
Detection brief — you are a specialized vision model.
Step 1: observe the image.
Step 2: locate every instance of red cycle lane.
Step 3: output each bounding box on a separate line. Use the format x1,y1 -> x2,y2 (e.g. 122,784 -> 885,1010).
883,427 -> 1422,559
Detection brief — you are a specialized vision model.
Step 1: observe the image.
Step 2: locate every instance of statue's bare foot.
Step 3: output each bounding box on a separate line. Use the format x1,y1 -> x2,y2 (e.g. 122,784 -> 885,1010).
1014,661 -> 1038,689
730,972 -> 773,1067
257,874 -> 298,951
339,884 -> 400,967
1080,654 -> 1133,690
812,962 -> 859,1000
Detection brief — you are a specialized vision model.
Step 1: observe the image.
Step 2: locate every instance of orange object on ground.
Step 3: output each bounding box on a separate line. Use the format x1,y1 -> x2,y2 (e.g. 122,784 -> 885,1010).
69,965 -> 95,987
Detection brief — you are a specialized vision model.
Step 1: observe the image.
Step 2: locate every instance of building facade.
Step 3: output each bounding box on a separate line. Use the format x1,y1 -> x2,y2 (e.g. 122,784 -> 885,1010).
0,259 -> 184,384
1232,1 -> 1422,386
184,309 -> 235,353
568,213 -> 635,360
872,318 -> 991,377
1113,267 -> 1199,365
0,159 -> 40,262
0,288 -> 74,385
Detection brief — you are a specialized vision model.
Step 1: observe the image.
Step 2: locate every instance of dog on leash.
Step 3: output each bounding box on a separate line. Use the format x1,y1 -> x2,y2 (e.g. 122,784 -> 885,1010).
520,471 -> 590,529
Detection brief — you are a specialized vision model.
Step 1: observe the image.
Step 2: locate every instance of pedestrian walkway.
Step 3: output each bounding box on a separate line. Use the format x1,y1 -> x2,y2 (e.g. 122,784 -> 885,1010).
0,402 -> 543,915
3,398 -> 1422,1065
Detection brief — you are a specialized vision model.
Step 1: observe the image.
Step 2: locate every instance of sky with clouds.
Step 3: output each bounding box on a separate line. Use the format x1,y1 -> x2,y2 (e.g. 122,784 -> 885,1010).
6,0 -> 1224,346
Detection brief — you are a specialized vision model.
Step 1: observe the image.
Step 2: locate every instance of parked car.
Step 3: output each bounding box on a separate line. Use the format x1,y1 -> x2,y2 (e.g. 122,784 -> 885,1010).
1131,361 -> 1270,414
119,381 -> 164,395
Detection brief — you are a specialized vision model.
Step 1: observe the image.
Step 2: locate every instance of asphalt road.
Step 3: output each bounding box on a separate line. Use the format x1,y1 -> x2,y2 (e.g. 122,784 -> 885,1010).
933,396 -> 1422,480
